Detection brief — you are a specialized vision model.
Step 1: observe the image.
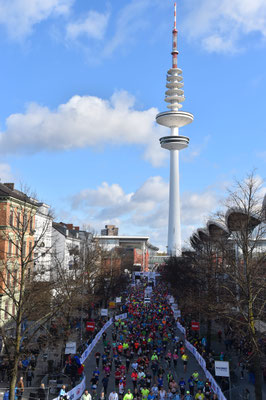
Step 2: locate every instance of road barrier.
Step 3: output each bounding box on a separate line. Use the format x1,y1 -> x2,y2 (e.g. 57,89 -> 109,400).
52,376 -> 86,400
54,313 -> 127,400
170,301 -> 227,400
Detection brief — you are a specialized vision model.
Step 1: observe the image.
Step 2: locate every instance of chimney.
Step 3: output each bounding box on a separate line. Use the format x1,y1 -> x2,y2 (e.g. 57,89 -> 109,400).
4,183 -> 14,190
101,225 -> 119,236
74,226 -> 79,231
66,224 -> 73,230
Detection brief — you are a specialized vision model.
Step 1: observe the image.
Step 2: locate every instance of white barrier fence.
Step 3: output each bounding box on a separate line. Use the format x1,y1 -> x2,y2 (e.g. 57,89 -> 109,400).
54,301 -> 227,400
80,313 -> 127,363
115,313 -> 127,321
79,318 -> 113,364
183,337 -> 226,400
171,303 -> 227,400
53,376 -> 86,400
176,321 -> 186,335
53,313 -> 128,400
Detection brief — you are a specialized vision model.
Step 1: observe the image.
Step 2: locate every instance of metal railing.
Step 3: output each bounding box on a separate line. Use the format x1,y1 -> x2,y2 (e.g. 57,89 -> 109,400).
223,385 -> 253,400
0,386 -> 51,400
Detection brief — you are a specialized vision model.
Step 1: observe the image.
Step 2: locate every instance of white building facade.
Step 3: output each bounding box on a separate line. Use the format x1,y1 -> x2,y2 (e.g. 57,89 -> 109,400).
52,222 -> 82,277
34,203 -> 53,280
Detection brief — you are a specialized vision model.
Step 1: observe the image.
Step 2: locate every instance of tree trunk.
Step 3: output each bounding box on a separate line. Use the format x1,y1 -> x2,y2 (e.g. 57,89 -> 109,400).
9,321 -> 22,400
9,358 -> 19,400
10,260 -> 25,400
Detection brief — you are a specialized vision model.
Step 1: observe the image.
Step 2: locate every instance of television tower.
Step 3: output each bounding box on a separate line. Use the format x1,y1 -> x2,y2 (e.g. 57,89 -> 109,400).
156,2 -> 194,256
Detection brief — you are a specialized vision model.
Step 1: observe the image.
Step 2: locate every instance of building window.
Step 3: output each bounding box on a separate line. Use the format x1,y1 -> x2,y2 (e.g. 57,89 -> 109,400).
13,270 -> 17,288
17,212 -> 21,228
9,211 -> 13,227
6,271 -> 10,288
8,240 -> 12,256
22,242 -> 26,258
30,217 -> 34,232
69,260 -> 74,270
15,240 -> 19,256
4,301 -> 9,319
29,242 -> 32,260
23,214 -> 27,229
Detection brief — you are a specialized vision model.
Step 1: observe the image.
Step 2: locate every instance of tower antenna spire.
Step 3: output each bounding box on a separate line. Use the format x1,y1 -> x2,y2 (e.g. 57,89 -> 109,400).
174,2 -> 176,30
172,2 -> 178,68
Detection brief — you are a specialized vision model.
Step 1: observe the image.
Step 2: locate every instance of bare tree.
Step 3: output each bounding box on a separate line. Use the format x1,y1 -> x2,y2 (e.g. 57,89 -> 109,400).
161,172 -> 266,400
214,173 -> 266,400
0,185 -> 66,400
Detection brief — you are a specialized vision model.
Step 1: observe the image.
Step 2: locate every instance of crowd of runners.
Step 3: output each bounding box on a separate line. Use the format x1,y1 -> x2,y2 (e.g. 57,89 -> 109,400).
81,284 -> 218,400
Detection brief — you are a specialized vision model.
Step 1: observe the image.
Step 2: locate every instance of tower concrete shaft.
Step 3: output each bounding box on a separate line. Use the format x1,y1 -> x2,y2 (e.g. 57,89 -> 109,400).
168,127 -> 181,256
156,3 -> 194,257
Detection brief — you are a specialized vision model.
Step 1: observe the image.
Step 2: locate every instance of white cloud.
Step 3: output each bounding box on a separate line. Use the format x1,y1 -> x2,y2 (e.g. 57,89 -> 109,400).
181,190 -> 219,225
102,0 -> 170,58
0,0 -> 73,40
257,151 -> 266,161
0,163 -> 13,182
72,182 -> 133,209
66,10 -> 109,41
64,0 -> 170,62
183,0 -> 266,53
0,90 -> 167,167
243,174 -> 266,207
102,0 -> 150,58
182,136 -> 210,163
71,177 -> 168,221
69,177 -> 220,249
202,35 -> 236,54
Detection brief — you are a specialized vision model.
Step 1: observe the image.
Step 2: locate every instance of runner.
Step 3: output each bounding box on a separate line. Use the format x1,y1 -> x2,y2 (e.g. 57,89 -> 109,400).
83,281 -> 221,400
181,354 -> 188,373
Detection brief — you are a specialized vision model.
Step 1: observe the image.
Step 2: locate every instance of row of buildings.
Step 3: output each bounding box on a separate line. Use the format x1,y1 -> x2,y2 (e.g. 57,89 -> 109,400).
0,182 -> 158,324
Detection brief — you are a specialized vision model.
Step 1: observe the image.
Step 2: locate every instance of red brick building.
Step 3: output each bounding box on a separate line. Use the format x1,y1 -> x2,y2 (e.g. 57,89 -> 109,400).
0,183 -> 37,323
95,226 -> 158,272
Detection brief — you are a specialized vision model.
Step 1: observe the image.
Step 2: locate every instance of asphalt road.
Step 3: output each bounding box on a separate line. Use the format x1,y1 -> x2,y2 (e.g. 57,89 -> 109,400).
83,320 -> 207,399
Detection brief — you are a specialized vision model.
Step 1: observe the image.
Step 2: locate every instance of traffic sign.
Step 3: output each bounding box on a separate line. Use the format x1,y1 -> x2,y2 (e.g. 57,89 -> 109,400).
191,321 -> 200,330
86,321 -> 95,332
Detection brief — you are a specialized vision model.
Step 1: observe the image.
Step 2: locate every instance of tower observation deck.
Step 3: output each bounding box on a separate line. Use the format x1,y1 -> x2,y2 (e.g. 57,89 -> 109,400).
156,2 -> 194,256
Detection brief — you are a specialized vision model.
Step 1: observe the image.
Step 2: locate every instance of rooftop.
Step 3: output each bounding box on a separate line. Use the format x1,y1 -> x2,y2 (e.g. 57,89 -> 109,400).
0,182 -> 38,206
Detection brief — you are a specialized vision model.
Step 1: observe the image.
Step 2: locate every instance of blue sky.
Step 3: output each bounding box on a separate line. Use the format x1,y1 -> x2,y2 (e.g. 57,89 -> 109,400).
0,0 -> 265,250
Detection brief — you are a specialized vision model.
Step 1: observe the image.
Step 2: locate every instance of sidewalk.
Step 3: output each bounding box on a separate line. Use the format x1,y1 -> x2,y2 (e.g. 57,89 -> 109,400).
0,321 -> 90,400
192,320 -> 266,399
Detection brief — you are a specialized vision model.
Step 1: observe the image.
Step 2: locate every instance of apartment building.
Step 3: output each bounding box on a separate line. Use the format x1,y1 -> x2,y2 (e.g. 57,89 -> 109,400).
0,183 -> 37,324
